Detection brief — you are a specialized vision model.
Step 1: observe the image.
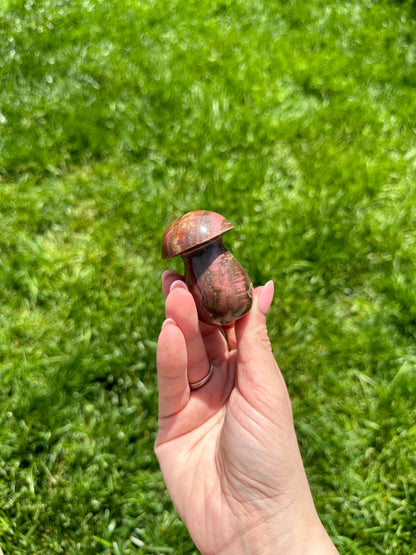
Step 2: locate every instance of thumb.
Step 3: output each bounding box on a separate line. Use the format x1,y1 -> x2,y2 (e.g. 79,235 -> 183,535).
235,281 -> 288,405
235,280 -> 275,367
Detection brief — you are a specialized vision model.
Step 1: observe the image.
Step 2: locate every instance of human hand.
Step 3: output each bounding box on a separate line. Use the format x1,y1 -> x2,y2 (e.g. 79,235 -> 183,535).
155,270 -> 338,555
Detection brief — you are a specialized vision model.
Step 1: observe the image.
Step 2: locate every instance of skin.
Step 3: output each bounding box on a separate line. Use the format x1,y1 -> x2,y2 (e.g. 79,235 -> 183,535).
155,270 -> 339,555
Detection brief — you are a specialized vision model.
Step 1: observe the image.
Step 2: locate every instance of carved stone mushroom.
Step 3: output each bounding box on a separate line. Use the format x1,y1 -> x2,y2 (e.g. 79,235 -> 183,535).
162,210 -> 252,326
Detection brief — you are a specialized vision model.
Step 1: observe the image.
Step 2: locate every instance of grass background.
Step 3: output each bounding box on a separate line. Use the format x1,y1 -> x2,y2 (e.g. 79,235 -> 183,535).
1,0 -> 416,552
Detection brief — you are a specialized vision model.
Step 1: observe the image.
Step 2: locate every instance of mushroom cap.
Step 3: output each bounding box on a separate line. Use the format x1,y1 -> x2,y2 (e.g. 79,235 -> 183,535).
161,210 -> 233,259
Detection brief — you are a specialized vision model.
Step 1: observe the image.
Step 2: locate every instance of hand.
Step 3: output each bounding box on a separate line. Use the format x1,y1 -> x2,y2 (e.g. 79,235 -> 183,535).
155,270 -> 338,555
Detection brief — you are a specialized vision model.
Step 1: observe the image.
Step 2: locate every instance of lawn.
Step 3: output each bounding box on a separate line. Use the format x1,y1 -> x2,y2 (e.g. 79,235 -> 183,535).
1,0 -> 416,553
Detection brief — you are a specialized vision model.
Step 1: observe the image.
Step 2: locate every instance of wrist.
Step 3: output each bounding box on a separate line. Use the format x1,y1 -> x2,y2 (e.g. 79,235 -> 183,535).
216,501 -> 338,555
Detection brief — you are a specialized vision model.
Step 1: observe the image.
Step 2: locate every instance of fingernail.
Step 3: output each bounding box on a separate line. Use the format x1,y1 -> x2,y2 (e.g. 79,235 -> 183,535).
162,317 -> 177,329
170,280 -> 188,292
162,269 -> 177,282
258,280 -> 274,315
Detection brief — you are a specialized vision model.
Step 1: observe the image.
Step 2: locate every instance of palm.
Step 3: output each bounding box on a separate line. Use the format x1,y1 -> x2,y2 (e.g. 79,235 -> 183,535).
157,402 -> 231,552
157,362 -> 305,553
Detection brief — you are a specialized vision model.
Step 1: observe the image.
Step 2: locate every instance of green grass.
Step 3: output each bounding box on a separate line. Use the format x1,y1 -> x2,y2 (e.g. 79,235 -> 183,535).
1,0 -> 416,552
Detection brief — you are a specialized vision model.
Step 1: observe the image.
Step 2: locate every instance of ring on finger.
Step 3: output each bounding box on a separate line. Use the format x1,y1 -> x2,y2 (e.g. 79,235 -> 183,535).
189,363 -> 214,391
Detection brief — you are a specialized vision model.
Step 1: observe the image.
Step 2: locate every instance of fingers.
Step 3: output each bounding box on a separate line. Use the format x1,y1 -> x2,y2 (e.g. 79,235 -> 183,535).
156,318 -> 190,418
234,281 -> 290,410
161,270 -> 185,298
162,270 -> 230,370
159,272 -> 287,421
200,323 -> 230,366
223,323 -> 237,351
234,281 -> 275,365
257,280 -> 275,315
165,284 -> 211,386
234,282 -> 275,373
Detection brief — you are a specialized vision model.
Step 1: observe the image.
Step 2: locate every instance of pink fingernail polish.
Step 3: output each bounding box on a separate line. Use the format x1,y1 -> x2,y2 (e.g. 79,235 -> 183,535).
258,280 -> 274,315
169,280 -> 188,292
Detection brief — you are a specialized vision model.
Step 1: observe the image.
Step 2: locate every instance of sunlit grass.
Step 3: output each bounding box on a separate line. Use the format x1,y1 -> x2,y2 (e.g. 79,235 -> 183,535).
1,0 -> 416,553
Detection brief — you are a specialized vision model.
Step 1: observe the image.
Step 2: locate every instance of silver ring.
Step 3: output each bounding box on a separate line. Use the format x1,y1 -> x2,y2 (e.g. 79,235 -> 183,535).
189,363 -> 214,391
